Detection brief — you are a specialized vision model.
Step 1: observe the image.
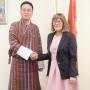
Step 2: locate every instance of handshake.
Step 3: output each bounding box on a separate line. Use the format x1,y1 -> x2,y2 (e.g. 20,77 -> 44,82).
30,52 -> 38,60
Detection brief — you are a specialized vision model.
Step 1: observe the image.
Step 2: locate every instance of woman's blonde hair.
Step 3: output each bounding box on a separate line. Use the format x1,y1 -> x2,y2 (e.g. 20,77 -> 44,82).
51,13 -> 68,32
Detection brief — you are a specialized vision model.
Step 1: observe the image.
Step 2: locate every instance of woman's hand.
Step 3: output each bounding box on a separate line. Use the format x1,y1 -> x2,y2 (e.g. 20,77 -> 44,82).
30,52 -> 38,60
70,77 -> 76,84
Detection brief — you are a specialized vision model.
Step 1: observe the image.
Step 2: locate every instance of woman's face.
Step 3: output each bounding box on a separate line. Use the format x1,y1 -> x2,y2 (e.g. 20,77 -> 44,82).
53,18 -> 63,32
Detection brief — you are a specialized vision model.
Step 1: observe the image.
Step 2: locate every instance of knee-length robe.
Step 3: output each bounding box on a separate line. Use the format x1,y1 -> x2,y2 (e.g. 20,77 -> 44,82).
8,19 -> 43,90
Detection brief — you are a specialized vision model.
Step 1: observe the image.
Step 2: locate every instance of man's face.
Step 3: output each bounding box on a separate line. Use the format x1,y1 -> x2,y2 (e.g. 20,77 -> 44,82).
20,4 -> 33,20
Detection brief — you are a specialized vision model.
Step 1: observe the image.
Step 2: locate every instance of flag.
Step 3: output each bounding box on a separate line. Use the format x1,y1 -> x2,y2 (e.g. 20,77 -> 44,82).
50,0 -> 58,31
68,0 -> 77,38
68,0 -> 78,69
51,0 -> 58,16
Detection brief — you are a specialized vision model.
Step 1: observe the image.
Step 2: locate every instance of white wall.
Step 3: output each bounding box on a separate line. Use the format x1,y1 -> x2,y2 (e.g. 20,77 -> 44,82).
0,0 -> 90,90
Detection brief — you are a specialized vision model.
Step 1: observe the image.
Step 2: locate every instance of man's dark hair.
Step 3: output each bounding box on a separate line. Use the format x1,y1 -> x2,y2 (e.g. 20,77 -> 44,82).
20,1 -> 33,11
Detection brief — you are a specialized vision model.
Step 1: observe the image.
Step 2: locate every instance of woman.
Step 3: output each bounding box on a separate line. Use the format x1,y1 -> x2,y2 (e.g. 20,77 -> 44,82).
32,13 -> 80,90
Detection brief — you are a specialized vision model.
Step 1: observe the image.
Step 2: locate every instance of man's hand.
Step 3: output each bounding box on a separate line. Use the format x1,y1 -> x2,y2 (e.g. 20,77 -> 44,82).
30,52 -> 38,60
70,77 -> 76,84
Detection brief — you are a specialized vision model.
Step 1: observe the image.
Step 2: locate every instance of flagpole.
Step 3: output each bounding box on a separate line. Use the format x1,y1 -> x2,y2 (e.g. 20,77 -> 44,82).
68,0 -> 78,70
55,0 -> 58,13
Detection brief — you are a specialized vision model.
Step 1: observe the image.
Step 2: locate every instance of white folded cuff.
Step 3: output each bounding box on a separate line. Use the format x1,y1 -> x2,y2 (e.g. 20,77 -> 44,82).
17,46 -> 32,60
38,61 -> 45,69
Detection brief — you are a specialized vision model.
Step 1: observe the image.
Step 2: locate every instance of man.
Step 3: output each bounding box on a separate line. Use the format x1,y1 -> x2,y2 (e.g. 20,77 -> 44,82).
8,1 -> 44,90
